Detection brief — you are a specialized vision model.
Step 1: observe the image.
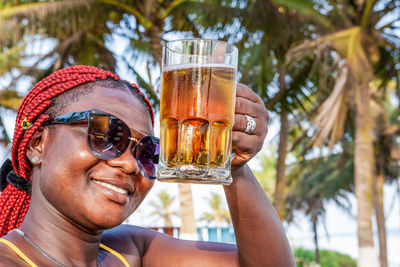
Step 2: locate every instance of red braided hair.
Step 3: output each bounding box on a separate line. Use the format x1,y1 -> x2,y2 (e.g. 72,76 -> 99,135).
0,65 -> 154,236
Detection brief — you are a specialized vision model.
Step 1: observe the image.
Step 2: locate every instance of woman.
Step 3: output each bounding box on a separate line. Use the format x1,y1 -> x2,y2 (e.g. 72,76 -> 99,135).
0,65 -> 295,266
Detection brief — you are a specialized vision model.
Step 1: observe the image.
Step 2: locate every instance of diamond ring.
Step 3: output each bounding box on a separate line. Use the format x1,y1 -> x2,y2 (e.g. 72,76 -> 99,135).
244,115 -> 256,134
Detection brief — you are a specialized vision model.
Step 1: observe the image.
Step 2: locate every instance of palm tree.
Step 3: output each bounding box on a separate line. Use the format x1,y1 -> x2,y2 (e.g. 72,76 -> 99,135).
0,0 -> 200,107
148,190 -> 179,227
186,0 -> 320,222
177,183 -> 198,240
286,93 -> 400,267
286,117 -> 399,266
371,87 -> 400,267
1,0 -> 117,88
275,1 -> 399,265
236,2 -> 305,221
200,192 -> 231,226
285,151 -> 354,265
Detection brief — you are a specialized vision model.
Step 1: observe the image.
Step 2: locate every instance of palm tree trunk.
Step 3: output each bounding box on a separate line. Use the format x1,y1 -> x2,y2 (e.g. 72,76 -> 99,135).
274,66 -> 288,221
312,218 -> 320,264
354,82 -> 379,267
165,216 -> 173,228
373,161 -> 388,267
178,183 -> 198,240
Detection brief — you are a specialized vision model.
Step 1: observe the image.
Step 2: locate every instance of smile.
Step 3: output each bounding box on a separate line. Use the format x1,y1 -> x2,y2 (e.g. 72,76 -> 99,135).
91,180 -> 130,195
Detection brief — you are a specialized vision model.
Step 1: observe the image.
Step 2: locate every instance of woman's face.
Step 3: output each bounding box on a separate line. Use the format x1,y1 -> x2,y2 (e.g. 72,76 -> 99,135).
32,84 -> 155,230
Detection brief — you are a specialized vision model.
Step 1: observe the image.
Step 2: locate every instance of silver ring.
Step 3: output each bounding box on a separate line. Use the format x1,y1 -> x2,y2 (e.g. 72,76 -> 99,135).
244,115 -> 256,134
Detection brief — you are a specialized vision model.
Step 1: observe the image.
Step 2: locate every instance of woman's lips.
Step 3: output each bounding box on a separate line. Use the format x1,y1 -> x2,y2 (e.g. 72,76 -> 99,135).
91,179 -> 134,204
92,180 -> 128,194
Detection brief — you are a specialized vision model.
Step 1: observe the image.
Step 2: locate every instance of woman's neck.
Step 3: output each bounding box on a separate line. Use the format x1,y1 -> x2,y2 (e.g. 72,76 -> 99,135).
19,197 -> 104,266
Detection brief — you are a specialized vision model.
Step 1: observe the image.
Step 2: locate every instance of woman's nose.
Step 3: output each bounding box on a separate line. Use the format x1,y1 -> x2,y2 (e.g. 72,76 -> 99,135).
105,149 -> 139,175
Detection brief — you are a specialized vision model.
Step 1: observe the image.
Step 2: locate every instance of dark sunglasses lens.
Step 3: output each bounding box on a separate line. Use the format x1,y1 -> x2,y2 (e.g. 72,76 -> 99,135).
135,136 -> 159,179
88,115 -> 130,160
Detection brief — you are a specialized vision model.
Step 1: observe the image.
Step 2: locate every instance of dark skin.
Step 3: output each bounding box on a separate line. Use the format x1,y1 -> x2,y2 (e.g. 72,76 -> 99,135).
0,83 -> 295,266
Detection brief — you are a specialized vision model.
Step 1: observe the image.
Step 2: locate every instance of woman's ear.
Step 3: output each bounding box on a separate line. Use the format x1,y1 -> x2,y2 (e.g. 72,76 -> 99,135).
26,127 -> 46,166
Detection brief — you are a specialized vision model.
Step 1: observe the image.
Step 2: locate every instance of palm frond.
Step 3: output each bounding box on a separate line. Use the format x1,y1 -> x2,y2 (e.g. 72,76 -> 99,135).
99,0 -> 152,29
0,0 -> 92,20
270,0 -> 333,29
0,0 -> 94,44
0,90 -> 23,111
308,62 -> 349,148
120,55 -> 160,109
0,43 -> 26,75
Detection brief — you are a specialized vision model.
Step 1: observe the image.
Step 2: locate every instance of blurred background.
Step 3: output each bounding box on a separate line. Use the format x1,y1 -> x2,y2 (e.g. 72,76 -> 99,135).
0,0 -> 399,266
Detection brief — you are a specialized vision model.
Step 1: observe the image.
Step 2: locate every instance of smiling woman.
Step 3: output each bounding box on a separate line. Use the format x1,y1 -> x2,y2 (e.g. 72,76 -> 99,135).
0,65 -> 295,266
0,66 -> 158,266
0,65 -> 155,228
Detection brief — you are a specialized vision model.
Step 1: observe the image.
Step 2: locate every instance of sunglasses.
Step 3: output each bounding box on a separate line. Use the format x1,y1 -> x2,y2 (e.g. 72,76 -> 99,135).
44,109 -> 159,179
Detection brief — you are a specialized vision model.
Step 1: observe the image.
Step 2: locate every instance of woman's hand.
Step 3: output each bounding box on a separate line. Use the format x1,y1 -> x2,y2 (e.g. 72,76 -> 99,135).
231,83 -> 269,171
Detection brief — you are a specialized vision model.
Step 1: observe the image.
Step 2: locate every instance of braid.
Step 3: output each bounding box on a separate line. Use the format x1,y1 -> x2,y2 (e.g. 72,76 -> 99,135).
6,187 -> 30,234
0,65 -> 155,236
0,185 -> 30,237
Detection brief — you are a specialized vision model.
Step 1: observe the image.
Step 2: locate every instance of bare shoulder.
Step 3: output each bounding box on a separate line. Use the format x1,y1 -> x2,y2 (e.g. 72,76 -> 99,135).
102,224 -> 159,255
104,225 -> 238,266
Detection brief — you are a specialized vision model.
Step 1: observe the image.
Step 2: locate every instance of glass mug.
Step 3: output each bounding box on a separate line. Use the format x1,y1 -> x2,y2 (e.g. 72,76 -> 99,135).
157,39 -> 238,185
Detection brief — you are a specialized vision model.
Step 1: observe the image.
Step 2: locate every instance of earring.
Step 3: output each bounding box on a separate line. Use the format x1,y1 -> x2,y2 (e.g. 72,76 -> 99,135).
31,156 -> 40,165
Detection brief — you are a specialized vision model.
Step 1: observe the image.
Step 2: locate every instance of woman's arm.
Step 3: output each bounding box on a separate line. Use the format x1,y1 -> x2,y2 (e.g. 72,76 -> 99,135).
223,83 -> 295,266
139,83 -> 294,266
224,165 -> 295,266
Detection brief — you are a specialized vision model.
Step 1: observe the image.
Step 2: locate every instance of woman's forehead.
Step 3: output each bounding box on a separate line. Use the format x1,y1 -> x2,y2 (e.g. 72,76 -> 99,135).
60,85 -> 153,135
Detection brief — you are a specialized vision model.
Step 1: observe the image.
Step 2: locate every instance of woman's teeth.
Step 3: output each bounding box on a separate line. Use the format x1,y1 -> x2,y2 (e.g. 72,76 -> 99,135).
92,180 -> 128,195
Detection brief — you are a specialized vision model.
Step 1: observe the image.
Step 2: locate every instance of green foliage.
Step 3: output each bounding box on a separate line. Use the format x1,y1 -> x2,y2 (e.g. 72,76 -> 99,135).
0,89 -> 21,145
0,90 -> 23,111
287,153 -> 354,201
0,0 -> 201,109
271,0 -> 332,29
294,247 -> 315,266
0,43 -> 26,75
0,0 -> 117,92
294,247 -> 357,267
285,151 -> 354,225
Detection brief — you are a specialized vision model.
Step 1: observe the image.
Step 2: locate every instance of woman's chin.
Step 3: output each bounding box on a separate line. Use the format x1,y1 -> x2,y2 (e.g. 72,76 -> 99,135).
84,213 -> 127,230
93,219 -> 125,230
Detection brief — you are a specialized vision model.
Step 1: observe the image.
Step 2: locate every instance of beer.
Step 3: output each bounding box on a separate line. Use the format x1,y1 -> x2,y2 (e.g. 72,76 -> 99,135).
158,64 -> 236,184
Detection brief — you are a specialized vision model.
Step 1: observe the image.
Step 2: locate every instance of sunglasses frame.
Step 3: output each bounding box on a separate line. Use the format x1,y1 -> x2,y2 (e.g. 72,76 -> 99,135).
44,109 -> 159,179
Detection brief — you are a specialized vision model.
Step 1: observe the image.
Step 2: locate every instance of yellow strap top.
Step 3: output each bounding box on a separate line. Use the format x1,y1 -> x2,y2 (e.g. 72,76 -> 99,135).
99,243 -> 130,267
0,238 -> 130,267
0,239 -> 38,267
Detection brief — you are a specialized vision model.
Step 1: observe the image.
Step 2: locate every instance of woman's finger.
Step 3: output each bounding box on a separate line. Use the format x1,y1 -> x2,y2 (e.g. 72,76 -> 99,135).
235,96 -> 267,117
233,113 -> 268,135
236,83 -> 263,104
232,130 -> 265,154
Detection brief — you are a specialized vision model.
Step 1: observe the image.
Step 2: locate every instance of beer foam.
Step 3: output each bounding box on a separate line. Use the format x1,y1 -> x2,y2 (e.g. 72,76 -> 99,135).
163,63 -> 236,72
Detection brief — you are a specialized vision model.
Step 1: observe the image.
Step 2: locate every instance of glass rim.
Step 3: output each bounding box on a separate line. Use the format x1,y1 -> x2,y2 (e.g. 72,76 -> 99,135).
163,38 -> 238,56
